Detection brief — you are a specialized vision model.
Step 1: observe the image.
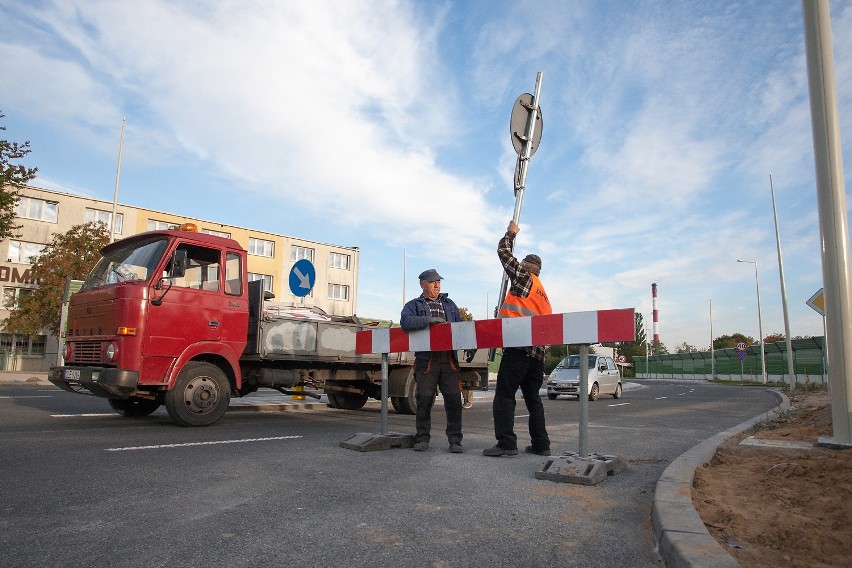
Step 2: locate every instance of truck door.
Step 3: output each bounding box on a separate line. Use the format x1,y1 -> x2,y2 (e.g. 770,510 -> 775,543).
144,243 -> 226,362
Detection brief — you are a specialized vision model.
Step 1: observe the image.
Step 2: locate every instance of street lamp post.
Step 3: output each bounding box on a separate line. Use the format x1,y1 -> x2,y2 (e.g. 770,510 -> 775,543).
738,259 -> 767,383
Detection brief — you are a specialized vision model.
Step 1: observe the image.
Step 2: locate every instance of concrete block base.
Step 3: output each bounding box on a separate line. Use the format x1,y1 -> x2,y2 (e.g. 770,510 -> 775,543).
339,432 -> 416,452
535,451 -> 627,485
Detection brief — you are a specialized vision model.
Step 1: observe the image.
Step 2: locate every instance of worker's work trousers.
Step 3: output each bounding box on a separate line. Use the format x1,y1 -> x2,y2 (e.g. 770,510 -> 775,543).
492,347 -> 550,451
414,352 -> 463,445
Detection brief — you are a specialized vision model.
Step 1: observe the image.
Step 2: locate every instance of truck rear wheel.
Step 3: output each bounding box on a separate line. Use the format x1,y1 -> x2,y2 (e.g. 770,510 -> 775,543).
165,362 -> 231,427
108,397 -> 161,417
326,393 -> 342,409
332,392 -> 368,410
391,371 -> 417,415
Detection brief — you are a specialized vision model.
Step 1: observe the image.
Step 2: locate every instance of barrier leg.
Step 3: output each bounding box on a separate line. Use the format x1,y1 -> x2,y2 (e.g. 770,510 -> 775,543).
340,352 -> 416,452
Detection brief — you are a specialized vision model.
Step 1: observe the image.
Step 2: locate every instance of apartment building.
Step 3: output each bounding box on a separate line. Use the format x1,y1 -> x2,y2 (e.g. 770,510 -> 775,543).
1,185 -> 360,371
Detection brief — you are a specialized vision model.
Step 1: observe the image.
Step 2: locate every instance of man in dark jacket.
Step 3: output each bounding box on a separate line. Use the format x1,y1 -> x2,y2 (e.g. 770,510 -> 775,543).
400,268 -> 464,453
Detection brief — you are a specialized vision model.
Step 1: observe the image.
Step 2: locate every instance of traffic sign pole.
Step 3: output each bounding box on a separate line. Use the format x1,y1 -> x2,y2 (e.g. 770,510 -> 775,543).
494,72 -> 544,321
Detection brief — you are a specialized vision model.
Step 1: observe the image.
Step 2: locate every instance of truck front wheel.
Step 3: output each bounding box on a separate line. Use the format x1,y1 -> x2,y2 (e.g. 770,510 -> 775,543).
108,397 -> 161,417
165,362 -> 231,427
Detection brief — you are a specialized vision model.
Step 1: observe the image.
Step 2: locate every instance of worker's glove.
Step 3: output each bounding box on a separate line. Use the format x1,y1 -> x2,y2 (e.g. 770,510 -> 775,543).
428,316 -> 446,325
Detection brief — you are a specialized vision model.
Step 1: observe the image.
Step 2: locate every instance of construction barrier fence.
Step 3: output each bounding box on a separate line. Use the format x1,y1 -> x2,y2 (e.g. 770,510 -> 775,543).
633,337 -> 827,383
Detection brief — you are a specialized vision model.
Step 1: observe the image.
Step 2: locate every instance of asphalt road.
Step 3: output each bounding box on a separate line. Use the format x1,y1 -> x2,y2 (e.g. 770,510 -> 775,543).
0,381 -> 779,568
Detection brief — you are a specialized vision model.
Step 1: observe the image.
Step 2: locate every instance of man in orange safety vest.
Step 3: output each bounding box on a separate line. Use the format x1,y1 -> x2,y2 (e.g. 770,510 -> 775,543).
484,220 -> 552,457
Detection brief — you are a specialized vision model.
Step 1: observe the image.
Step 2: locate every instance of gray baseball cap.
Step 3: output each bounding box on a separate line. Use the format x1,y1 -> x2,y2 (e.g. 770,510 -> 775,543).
418,268 -> 443,282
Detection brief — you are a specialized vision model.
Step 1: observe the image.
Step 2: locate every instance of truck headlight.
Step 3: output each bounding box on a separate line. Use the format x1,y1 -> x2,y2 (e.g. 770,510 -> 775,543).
106,342 -> 117,361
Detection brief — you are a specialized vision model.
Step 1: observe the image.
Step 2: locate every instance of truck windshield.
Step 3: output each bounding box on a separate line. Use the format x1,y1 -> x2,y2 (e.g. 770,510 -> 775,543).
82,237 -> 169,290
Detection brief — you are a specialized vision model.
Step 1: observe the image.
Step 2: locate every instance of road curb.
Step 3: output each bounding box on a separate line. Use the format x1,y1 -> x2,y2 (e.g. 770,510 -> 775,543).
652,388 -> 789,568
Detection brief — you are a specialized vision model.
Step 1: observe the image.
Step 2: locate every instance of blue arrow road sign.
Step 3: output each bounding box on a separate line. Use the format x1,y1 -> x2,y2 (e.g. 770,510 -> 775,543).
289,259 -> 315,297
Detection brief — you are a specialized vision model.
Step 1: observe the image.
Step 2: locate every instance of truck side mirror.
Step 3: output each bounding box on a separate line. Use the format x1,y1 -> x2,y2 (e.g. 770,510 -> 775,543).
171,249 -> 188,279
152,249 -> 189,306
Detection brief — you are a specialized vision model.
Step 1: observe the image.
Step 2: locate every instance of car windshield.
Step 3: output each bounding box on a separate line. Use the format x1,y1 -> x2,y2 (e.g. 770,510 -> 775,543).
82,237 -> 169,290
555,355 -> 598,369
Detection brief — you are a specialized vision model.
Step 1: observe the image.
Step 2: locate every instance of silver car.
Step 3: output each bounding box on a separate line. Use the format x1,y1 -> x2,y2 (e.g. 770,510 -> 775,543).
546,354 -> 622,401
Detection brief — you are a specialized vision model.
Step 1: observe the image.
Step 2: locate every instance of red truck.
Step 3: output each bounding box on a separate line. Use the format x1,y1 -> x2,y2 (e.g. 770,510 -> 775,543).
49,224 -> 487,426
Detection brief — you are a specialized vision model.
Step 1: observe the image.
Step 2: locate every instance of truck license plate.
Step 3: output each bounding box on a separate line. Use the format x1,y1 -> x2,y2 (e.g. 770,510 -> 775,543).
65,369 -> 81,382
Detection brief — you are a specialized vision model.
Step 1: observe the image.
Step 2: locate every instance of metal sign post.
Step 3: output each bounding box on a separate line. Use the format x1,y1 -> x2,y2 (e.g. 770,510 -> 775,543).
494,72 -> 544,320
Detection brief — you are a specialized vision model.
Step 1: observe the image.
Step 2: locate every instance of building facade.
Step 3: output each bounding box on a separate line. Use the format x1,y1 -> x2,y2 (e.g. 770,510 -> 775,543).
1,185 -> 360,371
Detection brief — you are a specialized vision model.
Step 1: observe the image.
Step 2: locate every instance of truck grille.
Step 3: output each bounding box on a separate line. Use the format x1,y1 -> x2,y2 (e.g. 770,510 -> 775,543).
72,340 -> 103,364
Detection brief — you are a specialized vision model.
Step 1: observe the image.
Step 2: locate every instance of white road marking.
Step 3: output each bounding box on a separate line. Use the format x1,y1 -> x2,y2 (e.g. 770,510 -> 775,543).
105,435 -> 303,452
0,395 -> 52,399
51,413 -> 114,417
609,402 -> 630,407
655,396 -> 668,400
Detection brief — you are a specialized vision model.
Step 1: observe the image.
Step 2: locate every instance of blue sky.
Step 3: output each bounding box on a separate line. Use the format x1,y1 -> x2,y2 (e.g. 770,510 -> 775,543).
1,0 -> 849,350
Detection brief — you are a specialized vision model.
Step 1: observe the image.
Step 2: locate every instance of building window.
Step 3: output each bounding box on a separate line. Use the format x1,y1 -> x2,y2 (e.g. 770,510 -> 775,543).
0,333 -> 46,356
6,241 -> 44,264
2,287 -> 32,308
329,252 -> 350,270
202,228 -> 231,238
291,245 -> 314,263
147,219 -> 179,231
248,238 -> 274,257
16,196 -> 58,222
29,335 -> 46,356
328,284 -> 349,301
248,273 -> 273,292
85,208 -> 123,234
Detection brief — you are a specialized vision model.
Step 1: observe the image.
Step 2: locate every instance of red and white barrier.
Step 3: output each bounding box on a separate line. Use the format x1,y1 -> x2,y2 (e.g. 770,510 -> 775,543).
355,308 -> 635,354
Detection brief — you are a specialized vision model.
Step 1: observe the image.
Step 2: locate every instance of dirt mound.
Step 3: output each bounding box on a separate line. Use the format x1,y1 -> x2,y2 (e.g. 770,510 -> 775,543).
692,387 -> 851,567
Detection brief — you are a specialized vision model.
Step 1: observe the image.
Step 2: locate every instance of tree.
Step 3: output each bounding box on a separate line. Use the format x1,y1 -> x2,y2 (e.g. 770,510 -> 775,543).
458,307 -> 473,321
0,111 -> 38,240
674,342 -> 698,353
713,333 -> 755,350
4,223 -> 109,335
763,333 -> 785,344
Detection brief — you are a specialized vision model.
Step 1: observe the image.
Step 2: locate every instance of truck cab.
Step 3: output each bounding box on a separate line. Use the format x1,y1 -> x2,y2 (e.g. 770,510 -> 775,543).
50,224 -> 249,425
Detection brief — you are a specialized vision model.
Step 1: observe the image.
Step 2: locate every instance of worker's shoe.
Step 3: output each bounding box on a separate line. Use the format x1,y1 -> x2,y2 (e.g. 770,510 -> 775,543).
482,445 -> 518,457
524,445 -> 551,456
462,400 -> 473,409
449,443 -> 463,454
413,441 -> 429,451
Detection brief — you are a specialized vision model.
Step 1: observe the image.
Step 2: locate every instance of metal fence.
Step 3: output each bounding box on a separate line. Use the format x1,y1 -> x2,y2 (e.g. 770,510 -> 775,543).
633,337 -> 827,383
